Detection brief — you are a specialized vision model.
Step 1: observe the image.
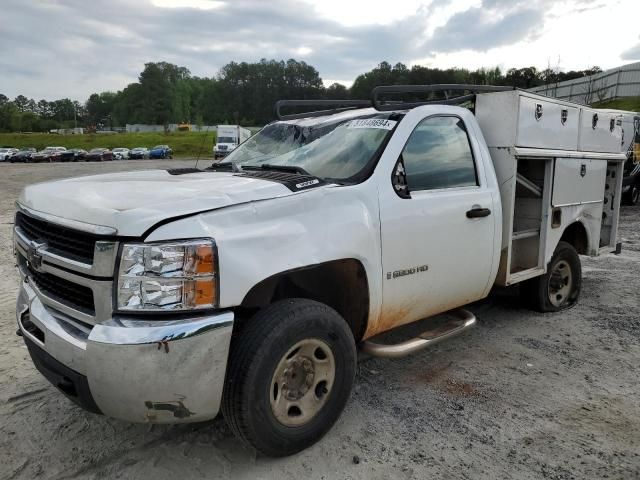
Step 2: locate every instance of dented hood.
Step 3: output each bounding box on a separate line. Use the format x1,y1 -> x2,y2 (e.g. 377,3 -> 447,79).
18,169 -> 297,236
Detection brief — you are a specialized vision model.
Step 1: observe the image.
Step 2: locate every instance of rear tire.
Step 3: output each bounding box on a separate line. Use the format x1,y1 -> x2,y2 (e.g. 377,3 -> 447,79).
520,241 -> 581,312
222,299 -> 356,457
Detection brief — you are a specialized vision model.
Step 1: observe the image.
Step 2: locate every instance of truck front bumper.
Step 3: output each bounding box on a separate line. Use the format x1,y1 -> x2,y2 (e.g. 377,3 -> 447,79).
16,279 -> 234,423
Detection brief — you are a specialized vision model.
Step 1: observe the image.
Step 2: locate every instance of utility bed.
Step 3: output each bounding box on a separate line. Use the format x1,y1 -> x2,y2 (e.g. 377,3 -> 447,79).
475,90 -> 625,286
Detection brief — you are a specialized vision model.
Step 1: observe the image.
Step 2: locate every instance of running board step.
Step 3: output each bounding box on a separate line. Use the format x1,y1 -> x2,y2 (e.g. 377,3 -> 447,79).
360,309 -> 476,358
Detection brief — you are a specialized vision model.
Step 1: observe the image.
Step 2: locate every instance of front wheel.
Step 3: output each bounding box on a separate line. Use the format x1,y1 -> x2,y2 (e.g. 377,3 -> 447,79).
520,241 -> 581,312
222,299 -> 356,457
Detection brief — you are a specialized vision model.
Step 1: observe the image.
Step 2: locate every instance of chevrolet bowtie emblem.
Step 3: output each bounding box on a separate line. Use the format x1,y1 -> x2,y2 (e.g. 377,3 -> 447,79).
27,242 -> 46,272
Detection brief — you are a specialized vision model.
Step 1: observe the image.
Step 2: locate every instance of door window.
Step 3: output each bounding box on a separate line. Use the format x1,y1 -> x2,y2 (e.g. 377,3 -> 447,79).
401,116 -> 478,191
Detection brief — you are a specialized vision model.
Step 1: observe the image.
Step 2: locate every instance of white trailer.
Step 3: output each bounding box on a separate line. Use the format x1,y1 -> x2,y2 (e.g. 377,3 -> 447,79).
213,125 -> 251,159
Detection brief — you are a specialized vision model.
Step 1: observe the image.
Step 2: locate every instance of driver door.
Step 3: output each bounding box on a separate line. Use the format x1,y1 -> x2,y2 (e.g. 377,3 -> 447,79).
376,114 -> 496,334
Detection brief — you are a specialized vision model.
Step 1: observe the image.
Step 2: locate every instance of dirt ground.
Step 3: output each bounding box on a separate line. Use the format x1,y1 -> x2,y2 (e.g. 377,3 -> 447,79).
0,160 -> 638,480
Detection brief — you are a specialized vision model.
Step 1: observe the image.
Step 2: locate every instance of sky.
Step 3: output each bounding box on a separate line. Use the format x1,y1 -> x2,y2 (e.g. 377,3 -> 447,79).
1,0 -> 639,102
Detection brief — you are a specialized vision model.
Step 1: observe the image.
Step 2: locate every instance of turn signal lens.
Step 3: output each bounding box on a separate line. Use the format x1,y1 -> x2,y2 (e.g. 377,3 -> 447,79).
185,278 -> 216,307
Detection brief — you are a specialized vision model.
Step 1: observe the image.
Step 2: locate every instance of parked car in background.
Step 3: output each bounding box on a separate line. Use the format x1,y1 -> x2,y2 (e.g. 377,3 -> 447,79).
47,147 -> 67,162
30,149 -> 51,163
149,145 -> 173,159
60,149 -> 88,162
8,148 -> 36,163
0,148 -> 19,161
31,147 -> 67,163
128,147 -> 149,159
112,148 -> 130,160
85,148 -> 113,162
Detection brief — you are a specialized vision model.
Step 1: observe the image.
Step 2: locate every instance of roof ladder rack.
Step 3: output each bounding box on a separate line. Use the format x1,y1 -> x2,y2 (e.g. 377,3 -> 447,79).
274,99 -> 372,121
372,84 -> 514,111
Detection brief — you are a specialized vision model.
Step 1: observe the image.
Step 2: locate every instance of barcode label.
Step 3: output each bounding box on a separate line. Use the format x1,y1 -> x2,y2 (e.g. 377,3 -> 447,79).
347,119 -> 397,130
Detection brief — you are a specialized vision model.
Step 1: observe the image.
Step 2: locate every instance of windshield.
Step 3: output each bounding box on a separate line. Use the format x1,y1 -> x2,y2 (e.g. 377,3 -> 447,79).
153,145 -> 165,149
90,148 -> 103,153
218,136 -> 236,143
224,113 -> 401,181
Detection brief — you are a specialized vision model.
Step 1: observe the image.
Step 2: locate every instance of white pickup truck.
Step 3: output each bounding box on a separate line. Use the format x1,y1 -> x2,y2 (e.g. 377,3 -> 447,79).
13,86 -> 625,457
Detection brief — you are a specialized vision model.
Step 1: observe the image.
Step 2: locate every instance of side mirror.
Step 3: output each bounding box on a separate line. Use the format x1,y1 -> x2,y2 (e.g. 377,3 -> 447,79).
392,156 -> 410,199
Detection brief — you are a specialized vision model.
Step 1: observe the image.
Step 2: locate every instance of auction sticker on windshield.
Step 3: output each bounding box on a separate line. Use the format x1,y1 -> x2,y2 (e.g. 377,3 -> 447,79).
347,119 -> 397,130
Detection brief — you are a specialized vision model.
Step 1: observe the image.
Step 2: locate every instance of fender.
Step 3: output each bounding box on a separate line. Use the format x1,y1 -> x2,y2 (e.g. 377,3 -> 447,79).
146,182 -> 384,330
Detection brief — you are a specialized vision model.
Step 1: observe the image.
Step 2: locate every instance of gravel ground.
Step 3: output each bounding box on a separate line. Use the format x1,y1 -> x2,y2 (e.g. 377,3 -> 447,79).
0,160 -> 638,480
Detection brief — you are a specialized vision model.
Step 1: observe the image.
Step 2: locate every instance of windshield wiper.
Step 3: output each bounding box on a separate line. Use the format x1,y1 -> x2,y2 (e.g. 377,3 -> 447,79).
206,161 -> 243,173
211,161 -> 313,177
243,163 -> 312,176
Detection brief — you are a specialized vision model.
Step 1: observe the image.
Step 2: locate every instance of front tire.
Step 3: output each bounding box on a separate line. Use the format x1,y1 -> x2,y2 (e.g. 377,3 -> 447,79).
520,241 -> 581,312
222,299 -> 356,457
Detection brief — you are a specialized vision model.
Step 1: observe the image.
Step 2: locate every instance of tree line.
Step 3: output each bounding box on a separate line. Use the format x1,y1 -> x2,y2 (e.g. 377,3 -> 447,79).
0,60 -> 602,132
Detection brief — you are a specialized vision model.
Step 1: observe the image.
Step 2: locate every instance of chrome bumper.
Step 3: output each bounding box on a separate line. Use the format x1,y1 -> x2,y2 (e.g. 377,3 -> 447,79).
17,279 -> 234,423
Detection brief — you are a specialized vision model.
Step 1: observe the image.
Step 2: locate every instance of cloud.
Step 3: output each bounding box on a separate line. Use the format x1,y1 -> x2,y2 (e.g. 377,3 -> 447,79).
0,0 -> 633,101
429,6 -> 544,53
0,0 -> 436,100
621,40 -> 640,61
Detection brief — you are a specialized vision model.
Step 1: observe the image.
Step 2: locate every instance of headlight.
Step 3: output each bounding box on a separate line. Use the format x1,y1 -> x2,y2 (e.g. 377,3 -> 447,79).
117,239 -> 217,311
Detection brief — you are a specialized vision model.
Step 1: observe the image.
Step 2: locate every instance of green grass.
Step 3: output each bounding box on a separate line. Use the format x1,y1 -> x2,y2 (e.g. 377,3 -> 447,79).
0,131 -> 218,158
592,96 -> 640,112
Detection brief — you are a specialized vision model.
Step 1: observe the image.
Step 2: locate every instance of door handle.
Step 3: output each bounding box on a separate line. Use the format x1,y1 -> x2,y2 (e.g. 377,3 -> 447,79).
466,207 -> 491,218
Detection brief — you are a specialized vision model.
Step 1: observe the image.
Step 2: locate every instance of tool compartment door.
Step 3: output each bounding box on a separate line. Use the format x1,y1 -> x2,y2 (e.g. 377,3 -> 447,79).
516,96 -> 579,150
578,109 -> 623,153
552,158 -> 607,207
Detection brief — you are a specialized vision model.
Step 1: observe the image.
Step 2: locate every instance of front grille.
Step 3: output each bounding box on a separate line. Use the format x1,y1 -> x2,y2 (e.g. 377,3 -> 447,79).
16,212 -> 98,264
29,268 -> 95,315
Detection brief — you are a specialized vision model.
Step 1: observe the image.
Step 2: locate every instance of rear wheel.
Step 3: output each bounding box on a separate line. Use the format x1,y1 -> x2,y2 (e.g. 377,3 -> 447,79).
222,299 -> 356,457
520,241 -> 581,312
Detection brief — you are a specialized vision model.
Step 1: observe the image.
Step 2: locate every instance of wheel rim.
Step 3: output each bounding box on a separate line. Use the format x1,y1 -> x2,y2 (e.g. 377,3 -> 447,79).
270,338 -> 336,427
548,259 -> 573,307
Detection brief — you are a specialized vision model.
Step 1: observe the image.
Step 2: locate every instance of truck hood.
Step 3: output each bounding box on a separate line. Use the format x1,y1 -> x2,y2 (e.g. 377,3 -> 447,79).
18,169 -> 298,236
